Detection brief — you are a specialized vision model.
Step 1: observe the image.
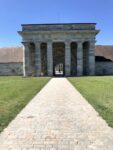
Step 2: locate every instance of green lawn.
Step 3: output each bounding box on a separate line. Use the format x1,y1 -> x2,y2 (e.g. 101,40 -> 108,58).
68,76 -> 113,128
0,76 -> 50,132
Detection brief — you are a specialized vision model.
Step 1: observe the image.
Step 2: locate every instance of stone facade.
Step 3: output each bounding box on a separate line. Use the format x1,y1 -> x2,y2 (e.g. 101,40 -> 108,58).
0,62 -> 23,76
18,23 -> 99,76
96,62 -> 113,75
1,46 -> 113,76
0,47 -> 23,76
2,61 -> 113,76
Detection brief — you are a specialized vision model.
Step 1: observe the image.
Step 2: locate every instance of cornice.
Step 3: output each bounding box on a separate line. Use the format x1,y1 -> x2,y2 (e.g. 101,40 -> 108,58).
18,30 -> 100,36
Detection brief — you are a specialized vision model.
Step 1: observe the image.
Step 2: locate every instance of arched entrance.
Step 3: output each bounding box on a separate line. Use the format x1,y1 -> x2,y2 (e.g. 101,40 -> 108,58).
53,42 -> 65,76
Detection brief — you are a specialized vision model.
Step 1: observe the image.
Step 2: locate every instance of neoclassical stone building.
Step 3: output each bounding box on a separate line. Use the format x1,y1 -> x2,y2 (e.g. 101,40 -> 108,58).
18,23 -> 99,76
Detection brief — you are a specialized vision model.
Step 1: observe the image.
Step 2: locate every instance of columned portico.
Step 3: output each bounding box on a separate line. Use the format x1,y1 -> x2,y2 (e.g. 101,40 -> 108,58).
18,23 -> 99,77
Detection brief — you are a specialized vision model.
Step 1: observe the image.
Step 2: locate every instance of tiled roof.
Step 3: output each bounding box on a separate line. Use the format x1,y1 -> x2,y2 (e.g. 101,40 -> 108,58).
0,47 -> 23,63
0,45 -> 113,63
95,45 -> 113,61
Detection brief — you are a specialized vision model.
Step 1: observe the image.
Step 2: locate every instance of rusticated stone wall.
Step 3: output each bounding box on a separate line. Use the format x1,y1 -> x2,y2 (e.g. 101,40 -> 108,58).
0,61 -> 113,76
95,62 -> 113,75
0,63 -> 23,76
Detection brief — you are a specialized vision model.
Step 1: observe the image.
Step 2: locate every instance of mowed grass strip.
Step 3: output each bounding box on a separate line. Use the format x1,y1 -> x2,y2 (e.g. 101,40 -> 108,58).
68,76 -> 113,128
0,76 -> 50,132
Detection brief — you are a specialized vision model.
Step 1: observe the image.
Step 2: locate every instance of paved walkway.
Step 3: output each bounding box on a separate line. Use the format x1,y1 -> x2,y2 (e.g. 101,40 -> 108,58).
0,78 -> 113,150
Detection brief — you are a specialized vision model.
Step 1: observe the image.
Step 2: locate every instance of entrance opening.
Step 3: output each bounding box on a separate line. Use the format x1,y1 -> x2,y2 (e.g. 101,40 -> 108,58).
53,42 -> 65,76
83,41 -> 89,75
54,63 -> 64,76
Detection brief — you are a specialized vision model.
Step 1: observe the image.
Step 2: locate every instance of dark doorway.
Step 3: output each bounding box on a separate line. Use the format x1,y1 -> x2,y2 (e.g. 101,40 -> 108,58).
83,41 -> 89,75
53,42 -> 65,76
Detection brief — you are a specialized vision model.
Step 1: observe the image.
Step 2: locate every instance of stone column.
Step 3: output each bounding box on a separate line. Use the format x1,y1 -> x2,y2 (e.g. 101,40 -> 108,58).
89,41 -> 95,75
22,42 -> 30,76
77,41 -> 83,76
47,41 -> 53,76
35,42 -> 41,76
65,41 -> 71,76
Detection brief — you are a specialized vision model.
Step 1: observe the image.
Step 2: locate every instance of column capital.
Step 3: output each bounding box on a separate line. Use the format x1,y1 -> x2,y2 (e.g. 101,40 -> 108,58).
65,40 -> 71,45
77,41 -> 83,50
47,39 -> 52,43
89,39 -> 96,43
77,41 -> 83,45
35,42 -> 41,48
22,42 -> 29,47
89,41 -> 95,50
47,41 -> 53,51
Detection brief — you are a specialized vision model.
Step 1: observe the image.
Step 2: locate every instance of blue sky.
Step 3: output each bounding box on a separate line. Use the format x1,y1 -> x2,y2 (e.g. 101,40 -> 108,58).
0,0 -> 113,47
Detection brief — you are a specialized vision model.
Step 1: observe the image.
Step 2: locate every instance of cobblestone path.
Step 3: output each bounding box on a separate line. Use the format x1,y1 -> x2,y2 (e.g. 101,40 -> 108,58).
0,78 -> 113,150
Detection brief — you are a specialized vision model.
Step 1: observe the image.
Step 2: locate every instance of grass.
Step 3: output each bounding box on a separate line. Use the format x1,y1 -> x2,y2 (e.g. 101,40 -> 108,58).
68,76 -> 113,128
0,76 -> 50,132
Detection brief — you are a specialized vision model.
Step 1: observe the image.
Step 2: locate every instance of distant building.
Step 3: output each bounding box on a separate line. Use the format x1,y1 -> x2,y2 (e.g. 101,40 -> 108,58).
18,23 -> 99,76
0,45 -> 113,76
0,47 -> 23,75
0,23 -> 113,76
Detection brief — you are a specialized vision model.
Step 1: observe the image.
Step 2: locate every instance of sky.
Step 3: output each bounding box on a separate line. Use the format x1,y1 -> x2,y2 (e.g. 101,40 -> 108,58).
0,0 -> 113,47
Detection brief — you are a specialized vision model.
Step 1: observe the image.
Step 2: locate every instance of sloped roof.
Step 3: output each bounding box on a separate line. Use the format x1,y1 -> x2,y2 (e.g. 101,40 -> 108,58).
0,45 -> 113,63
0,47 -> 23,63
95,45 -> 113,61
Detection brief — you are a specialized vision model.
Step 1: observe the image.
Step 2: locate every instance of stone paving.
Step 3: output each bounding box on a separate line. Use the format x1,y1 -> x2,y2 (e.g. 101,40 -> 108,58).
0,78 -> 113,150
